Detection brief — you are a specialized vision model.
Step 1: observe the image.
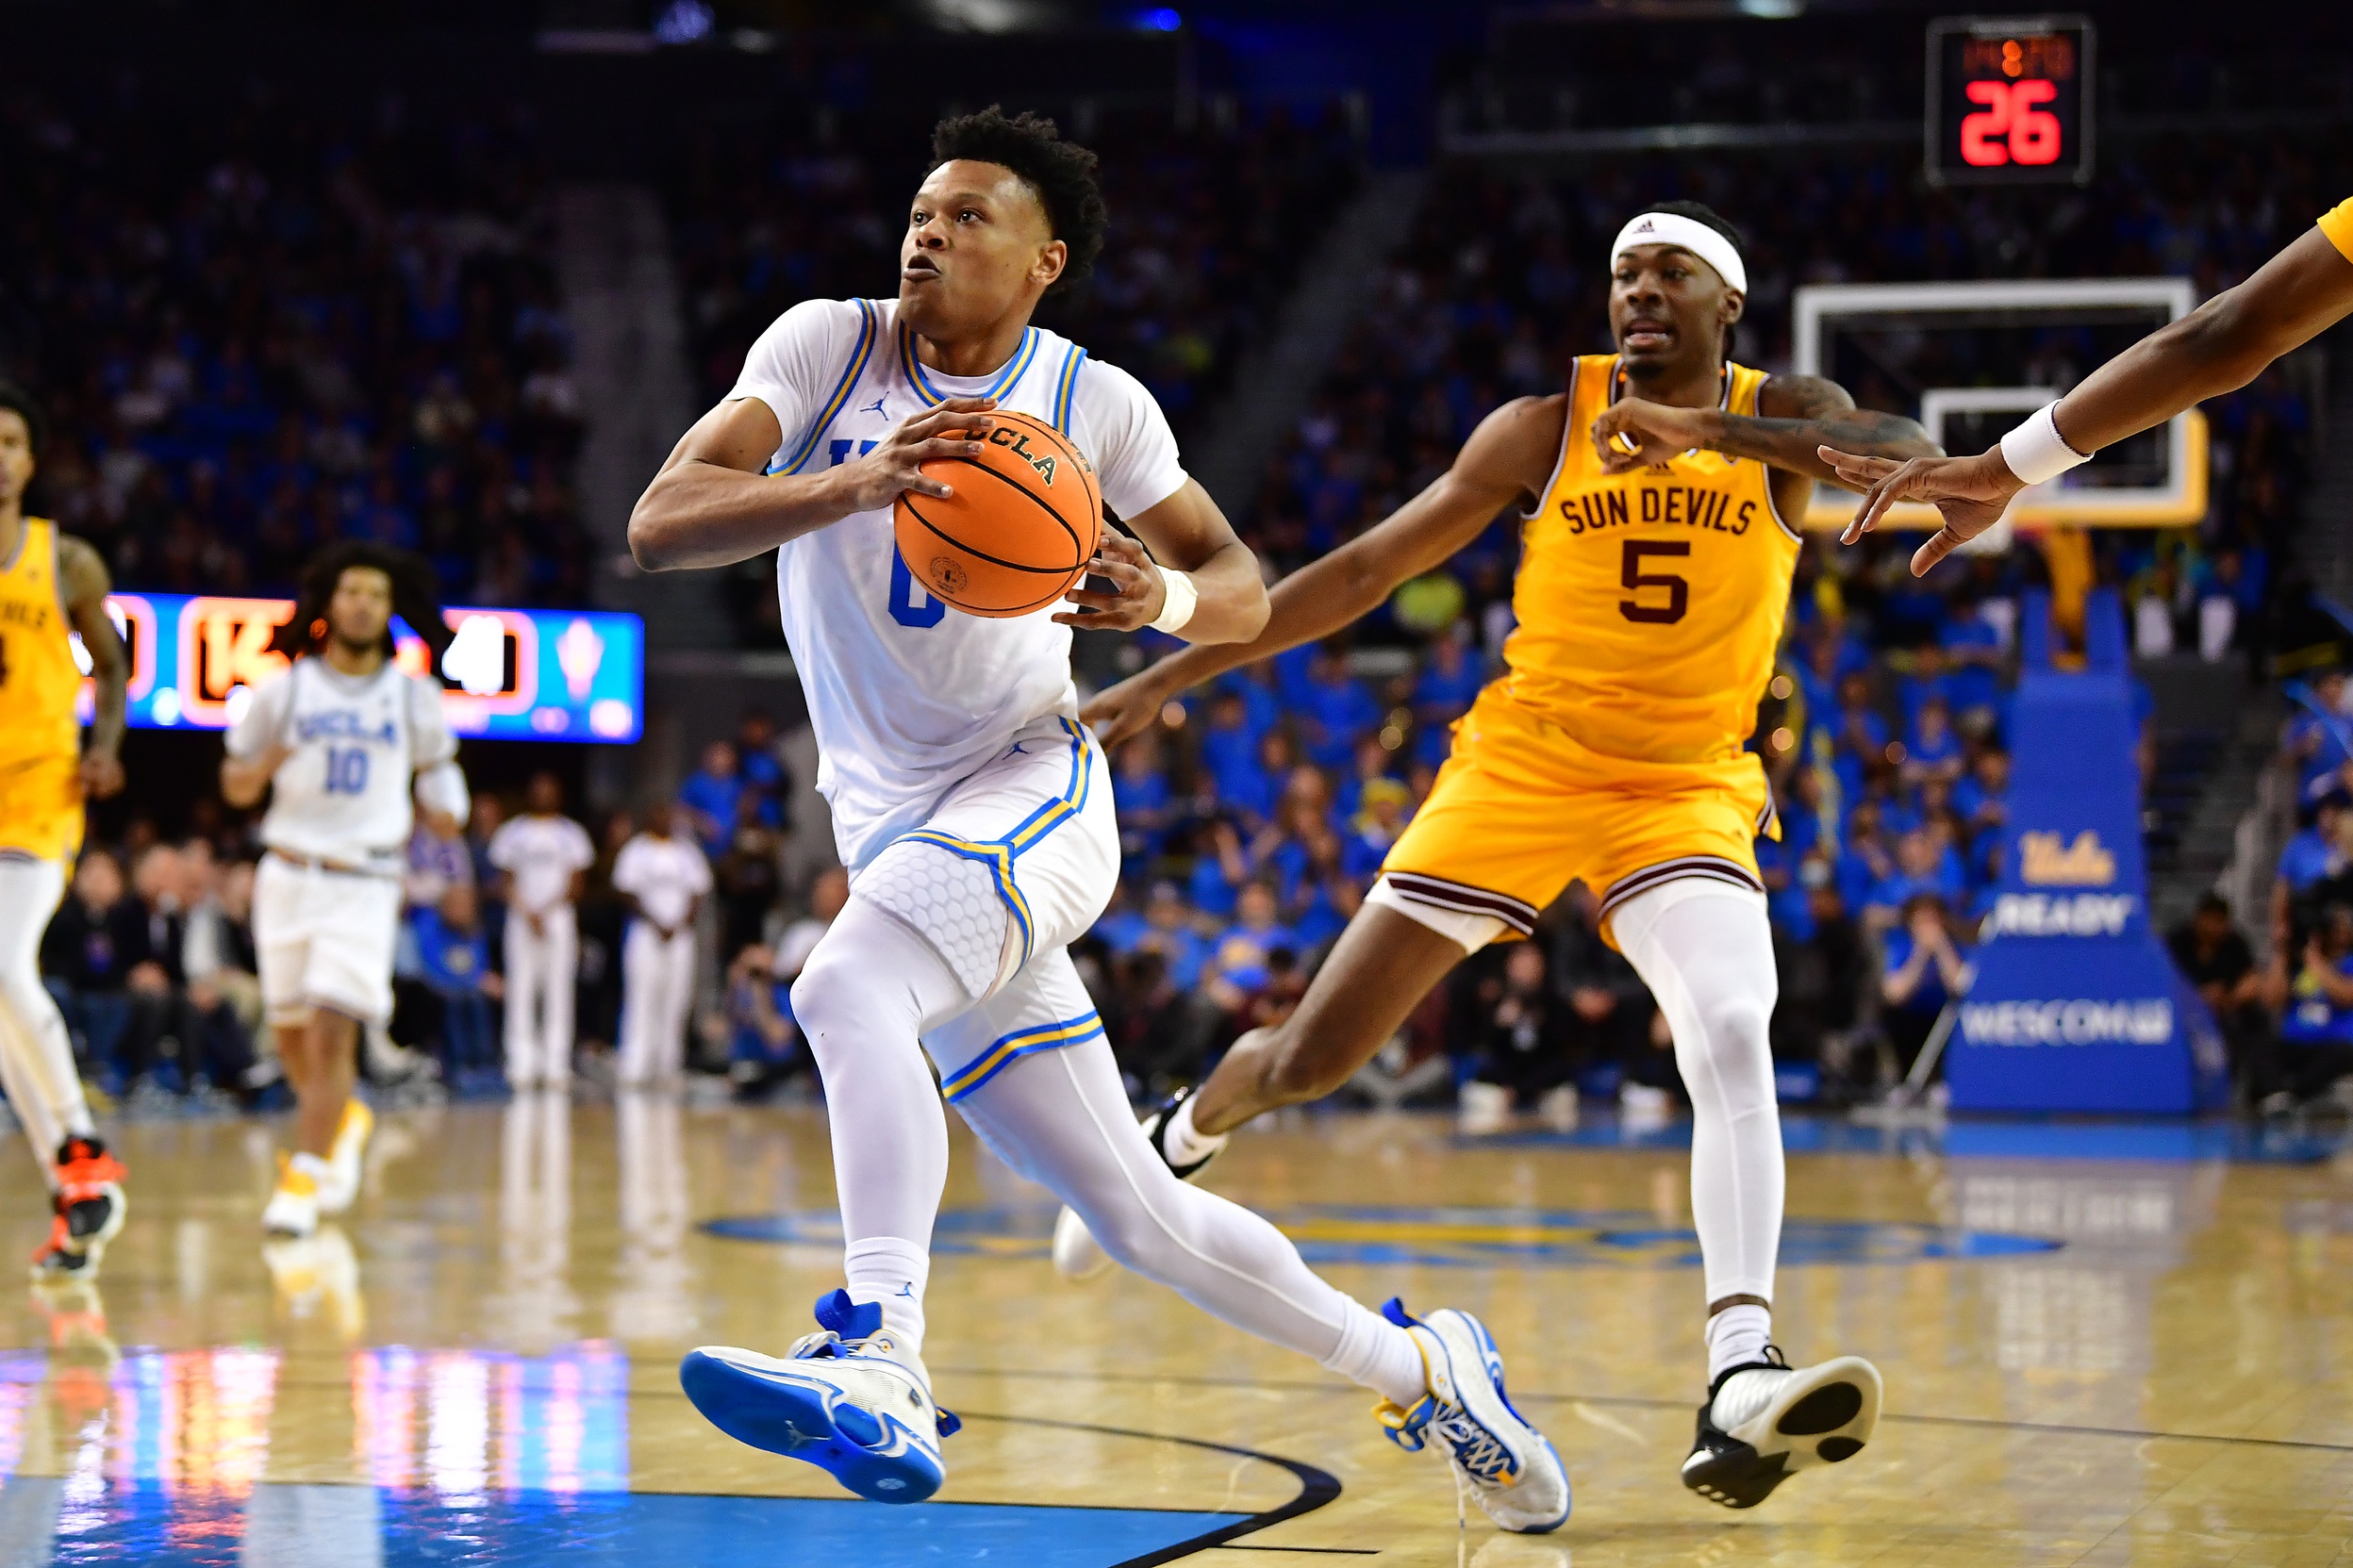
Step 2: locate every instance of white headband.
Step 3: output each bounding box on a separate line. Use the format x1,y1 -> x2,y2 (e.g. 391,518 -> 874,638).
1612,211 -> 1747,296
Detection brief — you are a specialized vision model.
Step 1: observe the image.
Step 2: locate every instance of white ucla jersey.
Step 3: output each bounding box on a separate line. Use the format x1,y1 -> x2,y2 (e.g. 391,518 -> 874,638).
225,656 -> 456,872
727,297 -> 1188,869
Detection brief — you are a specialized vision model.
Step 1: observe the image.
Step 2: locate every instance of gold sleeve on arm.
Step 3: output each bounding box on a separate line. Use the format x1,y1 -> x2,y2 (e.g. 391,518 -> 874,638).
2319,196 -> 2353,262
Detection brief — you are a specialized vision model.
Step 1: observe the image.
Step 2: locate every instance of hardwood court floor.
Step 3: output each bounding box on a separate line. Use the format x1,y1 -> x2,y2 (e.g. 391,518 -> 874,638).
3,1092 -> 2352,1565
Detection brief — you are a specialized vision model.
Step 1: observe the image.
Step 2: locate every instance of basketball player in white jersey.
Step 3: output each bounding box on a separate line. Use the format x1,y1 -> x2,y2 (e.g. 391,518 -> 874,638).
627,107 -> 1566,1529
489,771 -> 595,1089
610,800 -> 709,1087
222,544 -> 471,1238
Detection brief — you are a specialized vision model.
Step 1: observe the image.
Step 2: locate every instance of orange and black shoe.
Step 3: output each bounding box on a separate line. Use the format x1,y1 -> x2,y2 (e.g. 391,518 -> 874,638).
32,1136 -> 127,1280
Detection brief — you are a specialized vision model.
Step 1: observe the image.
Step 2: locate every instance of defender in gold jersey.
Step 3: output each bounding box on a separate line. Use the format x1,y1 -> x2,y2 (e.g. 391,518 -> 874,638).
1065,204 -> 1937,1509
0,383 -> 132,1280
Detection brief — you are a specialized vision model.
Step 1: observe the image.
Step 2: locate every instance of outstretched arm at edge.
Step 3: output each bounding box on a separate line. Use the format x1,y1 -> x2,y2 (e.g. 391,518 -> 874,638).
1080,395 -> 1563,746
1825,220 -> 2353,574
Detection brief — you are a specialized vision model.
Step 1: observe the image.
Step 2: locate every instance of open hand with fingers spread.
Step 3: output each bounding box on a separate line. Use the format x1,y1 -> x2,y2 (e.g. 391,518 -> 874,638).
1818,444 -> 2020,577
838,396 -> 1000,514
1052,530 -> 1166,632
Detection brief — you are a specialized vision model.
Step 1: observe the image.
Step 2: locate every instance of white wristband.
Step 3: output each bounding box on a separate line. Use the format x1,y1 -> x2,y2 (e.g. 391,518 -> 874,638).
1149,568 -> 1199,636
1998,403 -> 2092,486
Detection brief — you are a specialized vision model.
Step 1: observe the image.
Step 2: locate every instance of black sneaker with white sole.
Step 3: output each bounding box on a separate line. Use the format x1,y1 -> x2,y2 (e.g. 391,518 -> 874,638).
1681,1345 -> 1881,1509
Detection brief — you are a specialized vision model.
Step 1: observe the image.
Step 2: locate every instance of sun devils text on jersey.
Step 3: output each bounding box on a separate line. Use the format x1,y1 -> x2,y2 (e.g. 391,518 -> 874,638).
1378,355 -> 1801,941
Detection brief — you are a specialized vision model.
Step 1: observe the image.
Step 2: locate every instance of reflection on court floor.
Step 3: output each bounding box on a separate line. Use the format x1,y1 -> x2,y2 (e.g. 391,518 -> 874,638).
704,1204 -> 2064,1267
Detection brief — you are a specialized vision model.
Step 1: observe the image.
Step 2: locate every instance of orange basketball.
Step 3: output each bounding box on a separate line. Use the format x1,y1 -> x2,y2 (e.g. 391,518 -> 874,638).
893,409 -> 1102,619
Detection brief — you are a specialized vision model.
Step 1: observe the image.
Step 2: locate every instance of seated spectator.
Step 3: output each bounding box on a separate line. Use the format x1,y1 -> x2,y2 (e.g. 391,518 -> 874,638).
1953,747 -> 2012,843
1224,729 -> 1294,829
734,709 -> 787,802
2273,792 -> 2353,938
2167,893 -> 2266,1098
1298,648 -> 1379,768
1334,734 -> 1399,823
1185,818 -> 1249,920
1901,696 -> 1965,790
188,857 -> 266,1057
714,792 -> 786,959
1881,893 -> 1972,1081
1897,644 -> 1956,736
2263,901 -> 2353,1108
1114,735 -> 1177,866
1549,888 -> 1654,1095
723,942 -> 806,1101
1100,948 -> 1218,1101
1835,801 -> 1897,920
1197,691 -> 1265,807
40,850 -> 152,1089
1460,943 -> 1578,1132
1412,627 -> 1485,763
1774,875 -> 1870,1097
1939,596 -> 2007,732
2288,668 -> 2353,807
1292,871 -> 1362,954
1201,881 -> 1297,1015
1831,669 -> 1890,803
1866,828 -> 1964,933
680,740 -> 757,857
1342,778 -> 1413,883
411,883 -> 502,1082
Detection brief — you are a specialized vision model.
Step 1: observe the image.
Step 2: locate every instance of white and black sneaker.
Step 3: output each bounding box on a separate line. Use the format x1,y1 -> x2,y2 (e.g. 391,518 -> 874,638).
1682,1346 -> 1880,1509
1051,1086 -> 1223,1281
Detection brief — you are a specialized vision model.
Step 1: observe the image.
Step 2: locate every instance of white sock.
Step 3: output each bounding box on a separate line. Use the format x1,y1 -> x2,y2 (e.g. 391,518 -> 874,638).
1706,1303 -> 1772,1385
290,1151 -> 332,1185
1320,1297 -> 1429,1409
845,1236 -> 931,1355
1162,1092 -> 1227,1166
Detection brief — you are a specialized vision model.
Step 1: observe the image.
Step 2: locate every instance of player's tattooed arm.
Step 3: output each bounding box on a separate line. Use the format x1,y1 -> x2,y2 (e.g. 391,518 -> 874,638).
58,535 -> 126,799
1591,376 -> 1937,486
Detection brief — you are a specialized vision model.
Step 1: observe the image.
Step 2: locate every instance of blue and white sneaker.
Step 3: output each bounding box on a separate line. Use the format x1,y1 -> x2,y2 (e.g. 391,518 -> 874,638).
680,1290 -> 962,1504
1376,1299 -> 1569,1534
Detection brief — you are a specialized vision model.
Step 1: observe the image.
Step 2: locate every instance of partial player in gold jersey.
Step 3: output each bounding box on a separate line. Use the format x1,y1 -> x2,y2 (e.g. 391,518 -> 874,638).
1060,203 -> 1938,1509
0,383 -> 131,1279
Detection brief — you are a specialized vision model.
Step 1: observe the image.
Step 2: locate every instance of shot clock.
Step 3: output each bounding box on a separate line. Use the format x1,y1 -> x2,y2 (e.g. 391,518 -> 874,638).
1926,15 -> 2096,188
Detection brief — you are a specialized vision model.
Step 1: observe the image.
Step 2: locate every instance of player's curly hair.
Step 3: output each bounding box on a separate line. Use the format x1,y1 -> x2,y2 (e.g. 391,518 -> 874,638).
930,106 -> 1108,290
0,379 -> 50,455
272,541 -> 454,663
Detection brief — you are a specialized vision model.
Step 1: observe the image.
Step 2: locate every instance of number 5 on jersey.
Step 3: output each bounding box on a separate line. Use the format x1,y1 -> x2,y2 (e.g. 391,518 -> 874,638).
1619,540 -> 1689,624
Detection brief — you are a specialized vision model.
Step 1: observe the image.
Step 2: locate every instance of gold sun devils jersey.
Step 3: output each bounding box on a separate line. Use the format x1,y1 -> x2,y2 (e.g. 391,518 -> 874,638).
1502,355 -> 1801,767
0,518 -> 84,775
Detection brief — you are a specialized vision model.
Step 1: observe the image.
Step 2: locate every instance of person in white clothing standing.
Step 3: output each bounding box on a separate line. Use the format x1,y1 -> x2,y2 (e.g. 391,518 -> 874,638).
489,772 -> 595,1089
624,107 -> 1566,1529
610,801 -> 710,1087
222,543 -> 471,1239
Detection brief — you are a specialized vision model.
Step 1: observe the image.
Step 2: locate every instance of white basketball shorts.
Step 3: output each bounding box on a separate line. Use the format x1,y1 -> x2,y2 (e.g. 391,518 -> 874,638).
849,713 -> 1119,1102
254,853 -> 404,1027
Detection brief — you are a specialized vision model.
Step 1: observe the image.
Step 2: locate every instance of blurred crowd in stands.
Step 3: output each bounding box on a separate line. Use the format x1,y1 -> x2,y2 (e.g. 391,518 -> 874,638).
0,91 -> 591,607
15,81 -> 2353,1129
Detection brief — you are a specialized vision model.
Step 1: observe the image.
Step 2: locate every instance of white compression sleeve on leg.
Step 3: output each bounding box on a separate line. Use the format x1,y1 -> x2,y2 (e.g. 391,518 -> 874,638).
1612,879 -> 1783,1318
790,896 -> 974,1349
0,857 -> 92,1179
956,1032 -> 1425,1407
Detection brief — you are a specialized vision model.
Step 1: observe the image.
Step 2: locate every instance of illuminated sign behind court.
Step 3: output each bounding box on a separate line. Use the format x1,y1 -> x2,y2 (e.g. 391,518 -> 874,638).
76,594 -> 644,744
